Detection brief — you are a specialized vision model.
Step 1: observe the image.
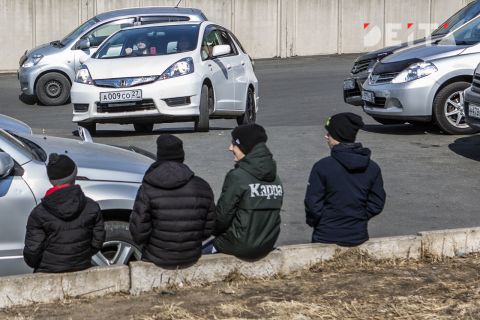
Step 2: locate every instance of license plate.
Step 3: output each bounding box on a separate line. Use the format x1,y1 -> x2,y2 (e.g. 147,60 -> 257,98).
362,90 -> 375,103
469,103 -> 480,119
99,90 -> 142,103
343,79 -> 356,90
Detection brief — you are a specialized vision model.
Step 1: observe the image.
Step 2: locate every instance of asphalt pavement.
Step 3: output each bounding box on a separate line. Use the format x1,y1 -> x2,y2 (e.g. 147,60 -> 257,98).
1,54 -> 480,245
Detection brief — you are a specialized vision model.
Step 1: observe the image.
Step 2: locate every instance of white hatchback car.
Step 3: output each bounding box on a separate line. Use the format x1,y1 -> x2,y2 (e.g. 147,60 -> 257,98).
71,21 -> 258,134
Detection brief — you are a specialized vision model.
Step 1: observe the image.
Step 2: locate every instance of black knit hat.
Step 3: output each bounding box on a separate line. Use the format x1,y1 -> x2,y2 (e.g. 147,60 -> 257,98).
156,134 -> 185,162
231,124 -> 268,155
47,153 -> 77,186
325,112 -> 364,143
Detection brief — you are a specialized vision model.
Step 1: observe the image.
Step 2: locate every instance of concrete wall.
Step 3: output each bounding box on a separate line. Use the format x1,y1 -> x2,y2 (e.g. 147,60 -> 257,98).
1,0 -> 470,71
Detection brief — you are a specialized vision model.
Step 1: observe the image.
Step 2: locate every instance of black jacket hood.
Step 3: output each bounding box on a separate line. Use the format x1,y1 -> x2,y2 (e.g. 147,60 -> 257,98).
237,143 -> 277,182
144,160 -> 194,189
41,185 -> 87,221
331,143 -> 371,172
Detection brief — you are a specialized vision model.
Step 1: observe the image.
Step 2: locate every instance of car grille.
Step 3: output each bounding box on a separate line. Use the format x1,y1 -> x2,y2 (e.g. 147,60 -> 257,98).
365,97 -> 387,108
351,59 -> 374,75
94,76 -> 157,88
369,72 -> 399,85
472,74 -> 480,93
96,99 -> 156,113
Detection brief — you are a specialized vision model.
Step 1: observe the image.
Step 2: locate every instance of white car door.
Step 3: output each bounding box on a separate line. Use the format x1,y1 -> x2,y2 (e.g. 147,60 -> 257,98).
0,156 -> 36,276
201,28 -> 236,111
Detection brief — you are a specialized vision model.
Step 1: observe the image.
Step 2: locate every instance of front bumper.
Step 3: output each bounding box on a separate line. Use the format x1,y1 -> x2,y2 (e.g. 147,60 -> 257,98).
343,75 -> 367,106
464,87 -> 480,130
17,66 -> 39,95
361,76 -> 438,122
71,74 -> 203,124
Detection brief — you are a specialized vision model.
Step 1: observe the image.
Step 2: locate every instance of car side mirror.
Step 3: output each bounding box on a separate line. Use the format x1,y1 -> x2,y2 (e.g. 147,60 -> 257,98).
212,45 -> 231,57
78,38 -> 91,50
0,152 -> 14,179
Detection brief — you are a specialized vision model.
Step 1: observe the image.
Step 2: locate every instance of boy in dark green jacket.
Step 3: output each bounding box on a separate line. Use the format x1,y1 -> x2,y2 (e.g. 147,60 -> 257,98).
205,124 -> 283,259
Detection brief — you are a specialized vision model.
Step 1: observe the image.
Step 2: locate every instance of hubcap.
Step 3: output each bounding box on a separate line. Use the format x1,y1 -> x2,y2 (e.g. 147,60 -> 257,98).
45,80 -> 62,98
91,240 -> 142,266
444,90 -> 468,129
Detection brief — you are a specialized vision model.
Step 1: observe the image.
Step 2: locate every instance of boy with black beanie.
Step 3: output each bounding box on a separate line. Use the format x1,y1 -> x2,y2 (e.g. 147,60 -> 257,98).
129,134 -> 215,268
304,113 -> 386,246
23,153 -> 105,273
205,123 -> 283,259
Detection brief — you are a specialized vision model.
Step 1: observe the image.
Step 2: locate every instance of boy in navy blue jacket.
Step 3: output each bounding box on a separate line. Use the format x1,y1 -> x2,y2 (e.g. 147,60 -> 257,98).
304,113 -> 386,246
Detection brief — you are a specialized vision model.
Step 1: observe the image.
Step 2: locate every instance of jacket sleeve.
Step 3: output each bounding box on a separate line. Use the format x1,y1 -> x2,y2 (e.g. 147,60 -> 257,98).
129,185 -> 152,245
91,203 -> 106,254
203,185 -> 216,240
23,210 -> 46,270
366,169 -> 386,219
213,171 -> 244,236
304,164 -> 326,228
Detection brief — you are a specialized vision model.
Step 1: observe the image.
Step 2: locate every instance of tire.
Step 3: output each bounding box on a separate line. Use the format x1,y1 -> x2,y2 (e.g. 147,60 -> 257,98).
92,221 -> 142,267
237,87 -> 256,125
133,123 -> 154,133
78,122 -> 96,136
195,84 -> 212,132
35,72 -> 71,106
371,116 -> 405,125
433,82 -> 478,135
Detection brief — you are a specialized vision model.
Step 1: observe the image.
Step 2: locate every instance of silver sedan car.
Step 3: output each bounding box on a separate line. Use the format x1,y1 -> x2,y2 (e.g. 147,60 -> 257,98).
362,15 -> 480,135
0,115 -> 153,276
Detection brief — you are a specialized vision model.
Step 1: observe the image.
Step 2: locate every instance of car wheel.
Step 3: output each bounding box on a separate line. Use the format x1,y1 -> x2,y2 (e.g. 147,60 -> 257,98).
195,84 -> 212,132
35,72 -> 71,106
78,122 -> 96,136
371,116 -> 405,125
133,123 -> 154,133
237,87 -> 256,125
433,82 -> 478,135
91,221 -> 142,267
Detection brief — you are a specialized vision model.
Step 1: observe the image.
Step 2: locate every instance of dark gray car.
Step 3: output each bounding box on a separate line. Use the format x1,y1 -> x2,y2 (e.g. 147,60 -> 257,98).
17,7 -> 207,106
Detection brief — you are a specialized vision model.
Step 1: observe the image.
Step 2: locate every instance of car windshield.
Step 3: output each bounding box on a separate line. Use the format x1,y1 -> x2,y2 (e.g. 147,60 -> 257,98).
438,15 -> 480,46
93,24 -> 200,59
432,1 -> 480,36
61,17 -> 99,46
0,130 -> 46,162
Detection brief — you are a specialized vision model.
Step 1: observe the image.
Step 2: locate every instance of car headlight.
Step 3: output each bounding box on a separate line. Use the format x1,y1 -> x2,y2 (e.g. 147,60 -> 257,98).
158,58 -> 194,80
22,54 -> 43,68
75,65 -> 93,85
391,62 -> 437,84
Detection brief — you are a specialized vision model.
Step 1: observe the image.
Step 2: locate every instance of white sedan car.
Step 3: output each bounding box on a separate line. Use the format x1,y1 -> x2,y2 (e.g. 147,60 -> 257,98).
71,21 -> 258,134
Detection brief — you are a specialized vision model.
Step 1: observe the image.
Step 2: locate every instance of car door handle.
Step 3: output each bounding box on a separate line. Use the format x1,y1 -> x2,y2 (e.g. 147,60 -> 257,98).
227,64 -> 232,70
241,61 -> 245,66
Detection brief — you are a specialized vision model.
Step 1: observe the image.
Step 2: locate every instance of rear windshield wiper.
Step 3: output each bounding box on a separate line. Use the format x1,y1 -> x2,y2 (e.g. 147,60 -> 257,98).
50,40 -> 64,47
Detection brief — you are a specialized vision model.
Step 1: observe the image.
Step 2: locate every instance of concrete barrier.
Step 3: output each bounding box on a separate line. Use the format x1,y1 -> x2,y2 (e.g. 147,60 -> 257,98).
419,227 -> 480,257
3,227 -> 480,309
0,265 -> 129,309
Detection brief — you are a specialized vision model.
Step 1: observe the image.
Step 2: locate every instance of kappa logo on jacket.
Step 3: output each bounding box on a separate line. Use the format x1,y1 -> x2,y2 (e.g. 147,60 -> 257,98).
249,183 -> 283,199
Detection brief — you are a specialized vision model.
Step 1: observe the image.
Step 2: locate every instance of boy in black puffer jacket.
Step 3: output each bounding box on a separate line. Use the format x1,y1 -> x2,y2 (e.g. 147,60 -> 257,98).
129,134 -> 215,268
305,113 -> 386,246
23,154 -> 105,273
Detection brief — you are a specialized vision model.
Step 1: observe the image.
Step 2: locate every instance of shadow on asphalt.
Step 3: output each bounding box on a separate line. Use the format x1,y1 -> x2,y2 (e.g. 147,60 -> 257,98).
18,94 -> 37,105
362,123 -> 442,135
448,135 -> 480,161
72,126 -> 233,138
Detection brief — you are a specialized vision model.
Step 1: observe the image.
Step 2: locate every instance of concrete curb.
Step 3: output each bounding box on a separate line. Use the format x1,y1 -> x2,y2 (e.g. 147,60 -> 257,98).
1,227 -> 479,309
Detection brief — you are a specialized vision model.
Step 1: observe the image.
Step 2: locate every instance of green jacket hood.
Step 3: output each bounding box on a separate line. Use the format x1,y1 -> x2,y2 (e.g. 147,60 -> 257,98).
237,143 -> 277,182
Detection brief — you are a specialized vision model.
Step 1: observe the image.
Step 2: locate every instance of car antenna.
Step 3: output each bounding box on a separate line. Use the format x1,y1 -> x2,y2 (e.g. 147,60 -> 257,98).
175,0 -> 183,7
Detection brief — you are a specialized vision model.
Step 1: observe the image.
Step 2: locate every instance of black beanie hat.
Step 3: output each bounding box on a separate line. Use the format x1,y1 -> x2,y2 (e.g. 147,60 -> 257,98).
47,153 -> 77,186
156,134 -> 185,162
231,124 -> 268,155
325,112 -> 364,143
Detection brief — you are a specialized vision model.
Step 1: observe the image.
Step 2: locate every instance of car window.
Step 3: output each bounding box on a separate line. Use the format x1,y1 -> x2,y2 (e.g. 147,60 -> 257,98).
81,18 -> 135,48
201,29 -> 237,60
140,16 -> 190,25
228,31 -> 247,54
439,15 -> 480,45
93,24 -> 200,59
432,1 -> 480,36
61,17 -> 99,46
